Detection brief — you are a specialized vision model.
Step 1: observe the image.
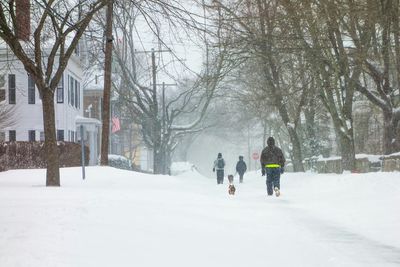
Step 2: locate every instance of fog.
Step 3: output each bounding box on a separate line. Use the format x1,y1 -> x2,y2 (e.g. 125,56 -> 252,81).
180,129 -> 265,180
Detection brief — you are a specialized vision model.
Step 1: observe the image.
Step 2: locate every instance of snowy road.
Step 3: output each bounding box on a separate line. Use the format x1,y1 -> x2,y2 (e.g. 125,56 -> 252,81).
0,167 -> 399,267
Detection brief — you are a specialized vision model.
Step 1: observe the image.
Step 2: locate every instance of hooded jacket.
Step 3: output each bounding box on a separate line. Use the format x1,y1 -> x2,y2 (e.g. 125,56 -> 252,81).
236,157 -> 247,174
260,137 -> 285,168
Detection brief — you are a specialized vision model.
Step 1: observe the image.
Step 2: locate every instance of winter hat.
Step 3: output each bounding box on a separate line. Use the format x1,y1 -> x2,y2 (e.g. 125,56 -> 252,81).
267,137 -> 275,147
218,153 -> 222,158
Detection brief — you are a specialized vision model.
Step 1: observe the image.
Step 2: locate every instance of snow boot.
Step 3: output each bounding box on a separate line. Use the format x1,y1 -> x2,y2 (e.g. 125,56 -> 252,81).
274,187 -> 280,197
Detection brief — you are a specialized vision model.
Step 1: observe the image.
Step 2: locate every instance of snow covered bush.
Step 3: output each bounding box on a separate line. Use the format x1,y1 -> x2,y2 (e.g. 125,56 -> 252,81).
108,154 -> 132,171
170,162 -> 196,176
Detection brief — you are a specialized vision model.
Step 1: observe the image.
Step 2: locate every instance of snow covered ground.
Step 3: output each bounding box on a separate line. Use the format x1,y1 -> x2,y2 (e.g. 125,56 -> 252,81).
0,166 -> 399,267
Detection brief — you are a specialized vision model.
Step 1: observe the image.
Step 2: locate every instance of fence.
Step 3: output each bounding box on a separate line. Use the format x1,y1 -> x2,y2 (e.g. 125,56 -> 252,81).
302,153 -> 400,173
303,153 -> 400,173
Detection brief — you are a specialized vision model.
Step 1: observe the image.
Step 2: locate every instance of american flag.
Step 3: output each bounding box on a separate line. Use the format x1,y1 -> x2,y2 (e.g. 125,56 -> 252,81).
112,117 -> 121,133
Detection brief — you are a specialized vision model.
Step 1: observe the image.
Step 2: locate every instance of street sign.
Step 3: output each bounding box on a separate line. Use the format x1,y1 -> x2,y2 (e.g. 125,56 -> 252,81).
252,152 -> 259,160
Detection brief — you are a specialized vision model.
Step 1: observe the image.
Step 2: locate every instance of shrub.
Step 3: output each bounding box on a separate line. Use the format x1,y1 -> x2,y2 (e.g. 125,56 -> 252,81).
0,141 -> 89,171
108,154 -> 132,170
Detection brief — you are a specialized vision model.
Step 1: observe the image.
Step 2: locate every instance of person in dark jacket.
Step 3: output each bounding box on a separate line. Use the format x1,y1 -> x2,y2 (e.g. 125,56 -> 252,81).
260,137 -> 285,196
213,153 -> 225,184
235,156 -> 247,183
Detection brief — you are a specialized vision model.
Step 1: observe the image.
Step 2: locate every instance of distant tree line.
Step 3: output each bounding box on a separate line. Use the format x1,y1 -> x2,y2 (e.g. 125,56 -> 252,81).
203,0 -> 400,171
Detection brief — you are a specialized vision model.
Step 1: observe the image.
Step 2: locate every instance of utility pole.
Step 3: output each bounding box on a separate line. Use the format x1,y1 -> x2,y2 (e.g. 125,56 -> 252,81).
156,82 -> 178,138
151,49 -> 160,174
151,49 -> 158,117
136,48 -> 170,174
100,0 -> 114,165
202,0 -> 209,88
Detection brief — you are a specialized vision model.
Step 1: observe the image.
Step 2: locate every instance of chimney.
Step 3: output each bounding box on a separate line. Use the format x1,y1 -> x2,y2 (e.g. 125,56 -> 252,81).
16,0 -> 31,41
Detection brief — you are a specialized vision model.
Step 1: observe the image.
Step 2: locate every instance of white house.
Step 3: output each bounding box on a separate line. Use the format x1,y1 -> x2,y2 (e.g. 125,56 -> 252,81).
0,45 -> 83,142
0,45 -> 101,165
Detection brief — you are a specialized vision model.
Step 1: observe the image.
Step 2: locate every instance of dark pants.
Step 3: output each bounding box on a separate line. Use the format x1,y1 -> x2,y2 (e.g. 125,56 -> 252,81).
216,170 -> 224,184
238,173 -> 244,183
266,168 -> 281,195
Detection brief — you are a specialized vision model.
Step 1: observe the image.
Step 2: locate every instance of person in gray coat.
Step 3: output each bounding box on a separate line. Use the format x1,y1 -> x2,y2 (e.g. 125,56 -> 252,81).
213,153 -> 225,184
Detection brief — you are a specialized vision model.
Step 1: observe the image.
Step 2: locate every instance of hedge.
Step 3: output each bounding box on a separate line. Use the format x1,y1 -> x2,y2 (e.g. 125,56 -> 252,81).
0,141 -> 89,172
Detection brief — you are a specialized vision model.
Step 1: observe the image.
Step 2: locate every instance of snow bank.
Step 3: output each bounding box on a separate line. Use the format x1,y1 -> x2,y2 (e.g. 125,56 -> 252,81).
0,167 -> 399,266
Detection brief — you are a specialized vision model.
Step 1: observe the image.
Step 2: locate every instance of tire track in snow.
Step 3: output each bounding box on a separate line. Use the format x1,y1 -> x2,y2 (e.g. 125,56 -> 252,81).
277,200 -> 400,266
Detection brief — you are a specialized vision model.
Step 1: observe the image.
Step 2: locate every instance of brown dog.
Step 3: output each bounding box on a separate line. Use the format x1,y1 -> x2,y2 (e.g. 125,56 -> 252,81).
228,174 -> 236,195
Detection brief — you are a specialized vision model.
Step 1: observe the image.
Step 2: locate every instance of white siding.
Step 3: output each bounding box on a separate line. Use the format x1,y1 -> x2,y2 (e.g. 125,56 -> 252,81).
0,55 -> 84,142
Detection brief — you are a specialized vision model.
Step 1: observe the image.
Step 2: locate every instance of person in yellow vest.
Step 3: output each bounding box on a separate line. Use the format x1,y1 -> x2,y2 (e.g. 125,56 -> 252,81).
260,137 -> 285,197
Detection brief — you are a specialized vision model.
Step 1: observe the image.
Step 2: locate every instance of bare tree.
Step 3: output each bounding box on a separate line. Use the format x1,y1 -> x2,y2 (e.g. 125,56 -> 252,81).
112,34 -> 232,174
0,0 -> 107,186
0,104 -> 16,130
351,0 -> 400,154
206,0 -> 308,171
282,0 -> 400,165
281,0 -> 361,170
0,72 -> 16,130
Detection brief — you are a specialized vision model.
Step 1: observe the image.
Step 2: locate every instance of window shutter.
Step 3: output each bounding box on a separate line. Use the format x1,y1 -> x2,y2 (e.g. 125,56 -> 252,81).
8,74 -> 16,104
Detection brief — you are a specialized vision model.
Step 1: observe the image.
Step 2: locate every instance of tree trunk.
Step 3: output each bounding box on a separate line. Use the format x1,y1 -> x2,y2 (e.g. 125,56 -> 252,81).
262,120 -> 267,148
160,143 -> 166,174
287,126 -> 304,172
152,119 -> 163,174
165,148 -> 172,175
382,110 -> 399,154
153,148 -> 163,174
42,90 -> 60,186
100,0 -> 114,165
304,108 -> 319,157
338,130 -> 356,171
330,114 -> 356,171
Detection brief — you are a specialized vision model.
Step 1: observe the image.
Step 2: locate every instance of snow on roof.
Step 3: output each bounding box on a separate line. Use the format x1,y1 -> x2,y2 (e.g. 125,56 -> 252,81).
83,67 -> 104,91
316,156 -> 341,162
355,154 -> 382,163
108,154 -> 129,161
382,151 -> 400,159
75,116 -> 101,125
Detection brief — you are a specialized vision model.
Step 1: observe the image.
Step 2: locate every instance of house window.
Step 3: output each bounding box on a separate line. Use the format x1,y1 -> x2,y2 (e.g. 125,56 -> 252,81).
57,74 -> 64,103
28,130 -> 36,141
40,131 -> 45,141
28,74 -> 35,104
0,132 -> 5,142
9,130 -> 16,141
8,74 -> 16,104
57,130 -> 64,141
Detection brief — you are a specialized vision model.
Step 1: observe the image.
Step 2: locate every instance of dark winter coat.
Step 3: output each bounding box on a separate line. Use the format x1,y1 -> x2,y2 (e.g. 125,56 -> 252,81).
236,160 -> 247,174
260,137 -> 285,168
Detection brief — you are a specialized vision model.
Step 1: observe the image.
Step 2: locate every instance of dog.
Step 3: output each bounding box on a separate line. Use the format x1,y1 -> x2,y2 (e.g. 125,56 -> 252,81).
227,174 -> 236,195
